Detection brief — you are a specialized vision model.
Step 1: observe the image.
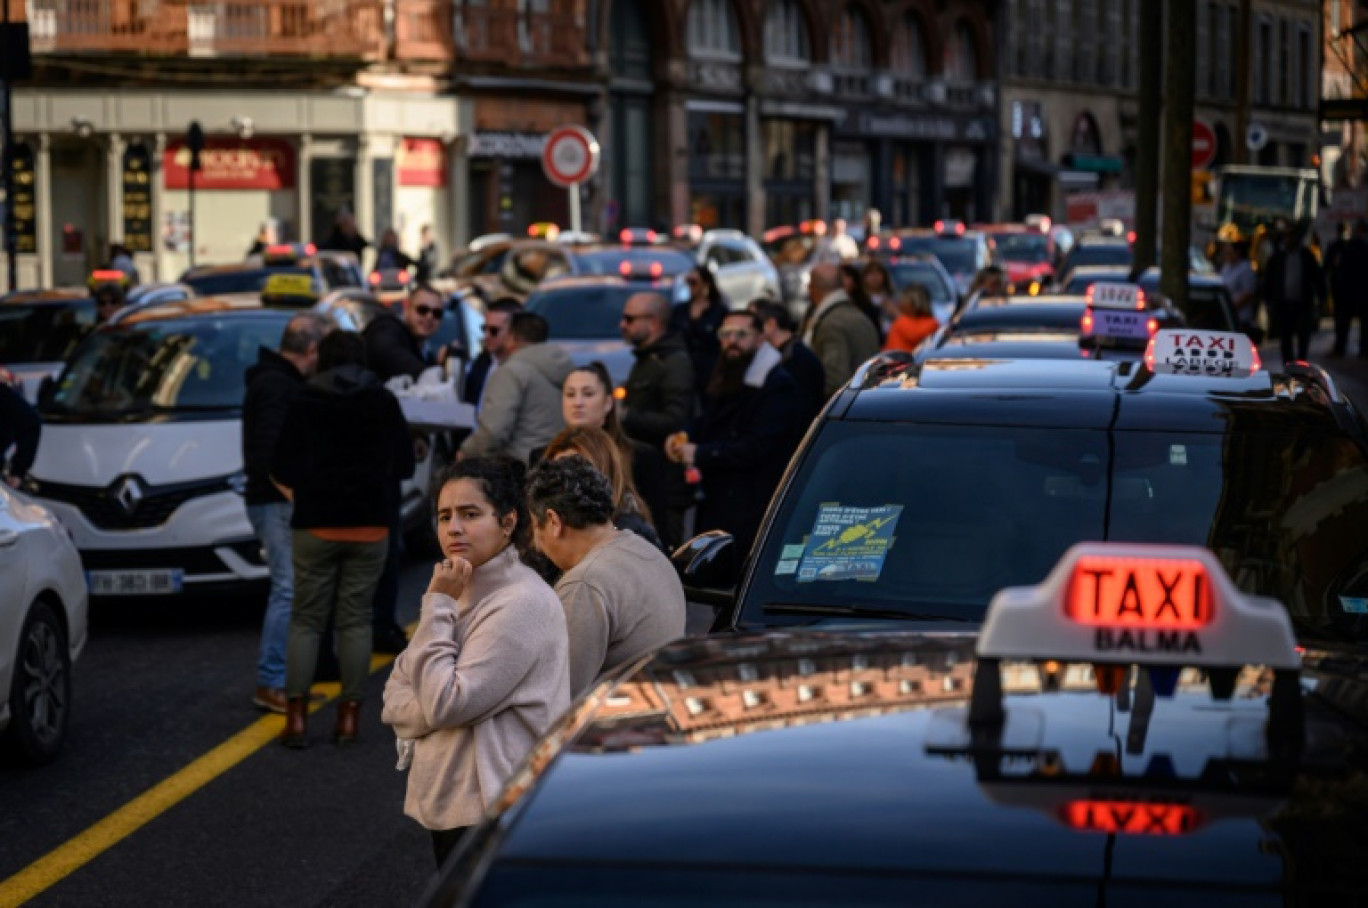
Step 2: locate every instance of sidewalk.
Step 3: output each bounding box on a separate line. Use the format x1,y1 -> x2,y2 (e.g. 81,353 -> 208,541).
1260,319 -> 1368,411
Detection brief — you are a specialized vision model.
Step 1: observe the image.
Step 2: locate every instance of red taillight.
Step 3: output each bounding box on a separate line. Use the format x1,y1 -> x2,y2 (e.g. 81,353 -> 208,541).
619,229 -> 631,243
368,272 -> 381,285
649,262 -> 663,278
800,222 -> 812,234
934,220 -> 945,232
1144,337 -> 1157,370
266,244 -> 293,255
646,230 -> 658,243
305,243 -> 317,255
956,223 -> 966,235
868,236 -> 880,250
1134,288 -> 1146,310
619,261 -> 632,276
1127,231 -> 1137,243
1248,341 -> 1262,374
1146,318 -> 1159,335
1080,311 -> 1095,334
528,225 -> 538,236
397,270 -> 410,284
889,237 -> 902,250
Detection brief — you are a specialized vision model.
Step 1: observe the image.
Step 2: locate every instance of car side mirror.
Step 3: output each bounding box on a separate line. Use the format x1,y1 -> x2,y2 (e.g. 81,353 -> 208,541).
671,530 -> 737,610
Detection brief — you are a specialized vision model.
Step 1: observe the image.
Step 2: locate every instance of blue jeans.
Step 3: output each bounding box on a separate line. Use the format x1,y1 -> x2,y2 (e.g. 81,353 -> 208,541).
247,502 -> 293,689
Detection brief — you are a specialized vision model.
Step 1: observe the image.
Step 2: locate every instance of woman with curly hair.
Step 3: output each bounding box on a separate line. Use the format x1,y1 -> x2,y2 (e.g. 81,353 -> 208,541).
527,455 -> 685,697
382,456 -> 569,868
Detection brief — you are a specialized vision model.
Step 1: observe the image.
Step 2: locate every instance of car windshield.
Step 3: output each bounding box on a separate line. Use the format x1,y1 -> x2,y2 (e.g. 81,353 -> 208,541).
1063,272 -> 1128,295
575,249 -> 695,278
526,286 -> 639,340
993,233 -> 1051,263
742,420 -> 1368,641
1066,244 -> 1133,270
887,263 -> 956,304
928,240 -> 977,275
181,267 -> 311,296
0,300 -> 97,364
43,312 -> 291,420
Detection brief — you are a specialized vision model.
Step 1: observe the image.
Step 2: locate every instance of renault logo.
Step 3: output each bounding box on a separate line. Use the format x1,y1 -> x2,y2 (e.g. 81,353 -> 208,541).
113,476 -> 145,515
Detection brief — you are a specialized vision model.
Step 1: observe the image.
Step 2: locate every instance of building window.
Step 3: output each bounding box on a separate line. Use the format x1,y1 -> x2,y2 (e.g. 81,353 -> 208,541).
518,0 -> 551,56
1223,3 -> 1237,99
1254,18 -> 1269,104
1206,2 -> 1220,97
1052,0 -> 1071,82
830,4 -> 872,94
1102,0 -> 1122,85
946,21 -> 978,81
891,13 -> 928,78
764,0 -> 808,65
688,0 -> 741,60
1301,23 -> 1314,110
1279,18 -> 1290,107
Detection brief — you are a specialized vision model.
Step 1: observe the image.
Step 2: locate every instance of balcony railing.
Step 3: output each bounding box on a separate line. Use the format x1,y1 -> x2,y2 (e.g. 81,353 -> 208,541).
20,0 -> 386,59
9,0 -> 587,66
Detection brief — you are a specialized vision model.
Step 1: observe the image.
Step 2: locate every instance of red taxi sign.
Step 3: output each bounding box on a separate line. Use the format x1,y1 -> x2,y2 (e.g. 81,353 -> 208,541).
1060,800 -> 1203,836
978,543 -> 1298,669
1144,329 -> 1261,376
88,269 -> 128,285
1085,282 -> 1145,310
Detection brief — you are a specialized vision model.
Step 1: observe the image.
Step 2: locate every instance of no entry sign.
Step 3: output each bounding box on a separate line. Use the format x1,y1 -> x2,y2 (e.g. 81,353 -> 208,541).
1192,119 -> 1216,171
541,126 -> 599,188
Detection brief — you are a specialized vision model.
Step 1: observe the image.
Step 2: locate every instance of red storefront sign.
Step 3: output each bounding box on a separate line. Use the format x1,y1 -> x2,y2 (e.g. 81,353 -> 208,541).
163,138 -> 296,191
397,138 -> 447,187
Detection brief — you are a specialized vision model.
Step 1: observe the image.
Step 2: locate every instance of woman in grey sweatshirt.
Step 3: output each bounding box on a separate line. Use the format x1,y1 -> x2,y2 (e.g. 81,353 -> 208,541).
382,457 -> 570,868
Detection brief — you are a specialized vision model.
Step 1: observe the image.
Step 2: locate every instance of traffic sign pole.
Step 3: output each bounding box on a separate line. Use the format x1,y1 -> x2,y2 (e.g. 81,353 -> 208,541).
542,125 -> 599,237
568,185 -> 581,235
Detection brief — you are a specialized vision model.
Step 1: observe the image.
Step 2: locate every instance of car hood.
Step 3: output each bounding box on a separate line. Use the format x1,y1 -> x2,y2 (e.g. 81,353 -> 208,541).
31,420 -> 242,487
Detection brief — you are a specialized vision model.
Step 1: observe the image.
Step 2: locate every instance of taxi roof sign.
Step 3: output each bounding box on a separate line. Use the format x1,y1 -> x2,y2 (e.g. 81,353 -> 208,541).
1085,282 -> 1145,310
261,273 -> 319,300
977,543 -> 1298,670
1145,329 -> 1262,376
88,269 -> 129,286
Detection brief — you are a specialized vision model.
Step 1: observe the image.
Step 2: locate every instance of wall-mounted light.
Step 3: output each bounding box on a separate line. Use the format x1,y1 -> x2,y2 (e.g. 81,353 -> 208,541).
70,116 -> 94,138
231,116 -> 255,139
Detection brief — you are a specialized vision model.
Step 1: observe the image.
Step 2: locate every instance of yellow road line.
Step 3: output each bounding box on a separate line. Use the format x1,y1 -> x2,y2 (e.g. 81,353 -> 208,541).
0,650 -> 402,908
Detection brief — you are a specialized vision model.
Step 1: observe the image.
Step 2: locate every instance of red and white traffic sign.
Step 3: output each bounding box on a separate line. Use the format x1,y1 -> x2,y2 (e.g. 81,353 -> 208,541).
1191,119 -> 1216,171
541,125 -> 600,188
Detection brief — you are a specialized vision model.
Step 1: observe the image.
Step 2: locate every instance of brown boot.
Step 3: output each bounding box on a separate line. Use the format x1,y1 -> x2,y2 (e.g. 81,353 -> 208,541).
334,700 -> 361,746
282,696 -> 308,749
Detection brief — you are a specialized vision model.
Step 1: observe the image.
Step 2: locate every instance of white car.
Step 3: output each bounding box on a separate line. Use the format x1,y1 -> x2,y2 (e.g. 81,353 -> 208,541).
686,229 -> 783,307
0,483 -> 88,764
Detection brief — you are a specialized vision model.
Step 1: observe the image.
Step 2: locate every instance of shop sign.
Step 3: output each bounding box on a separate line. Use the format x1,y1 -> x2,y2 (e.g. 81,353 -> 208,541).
163,137 -> 296,191
6,141 -> 37,254
469,132 -> 546,160
121,143 -> 154,253
397,138 -> 447,187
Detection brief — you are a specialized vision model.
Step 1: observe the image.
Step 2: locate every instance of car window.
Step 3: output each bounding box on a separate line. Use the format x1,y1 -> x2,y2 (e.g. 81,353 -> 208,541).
1063,244 -> 1133,273
886,263 -> 955,304
993,233 -> 1052,264
741,420 -> 1368,641
0,300 -> 98,364
181,267 -> 311,296
525,286 -> 637,339
45,314 -> 291,418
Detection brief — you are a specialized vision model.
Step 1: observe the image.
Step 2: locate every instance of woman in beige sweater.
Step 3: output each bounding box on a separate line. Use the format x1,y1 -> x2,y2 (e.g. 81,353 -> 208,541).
382,456 -> 570,868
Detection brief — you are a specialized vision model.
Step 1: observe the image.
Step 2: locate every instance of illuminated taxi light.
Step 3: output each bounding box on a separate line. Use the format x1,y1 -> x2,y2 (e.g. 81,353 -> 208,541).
647,229 -> 658,243
305,242 -> 317,255
89,269 -> 126,282
1079,311 -> 1095,334
1146,318 -> 1159,335
867,236 -> 880,250
397,269 -> 410,284
977,543 -> 1300,671
368,272 -> 382,285
619,261 -> 632,276
649,262 -> 663,278
265,244 -> 295,255
1127,231 -> 1138,243
1060,800 -> 1202,836
620,229 -> 631,243
1028,281 -> 1041,296
889,236 -> 902,250
1144,329 -> 1262,376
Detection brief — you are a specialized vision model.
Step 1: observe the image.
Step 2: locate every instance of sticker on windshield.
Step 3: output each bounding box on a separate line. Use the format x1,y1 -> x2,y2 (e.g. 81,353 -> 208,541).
774,542 -> 808,576
796,504 -> 903,583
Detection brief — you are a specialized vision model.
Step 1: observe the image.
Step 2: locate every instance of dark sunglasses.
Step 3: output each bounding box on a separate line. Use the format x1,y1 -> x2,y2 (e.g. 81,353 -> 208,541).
412,305 -> 442,318
483,324 -> 504,334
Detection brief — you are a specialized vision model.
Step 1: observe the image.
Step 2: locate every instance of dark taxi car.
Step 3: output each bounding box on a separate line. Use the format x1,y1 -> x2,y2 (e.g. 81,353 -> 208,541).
418,338 -> 1368,905
178,245 -> 363,297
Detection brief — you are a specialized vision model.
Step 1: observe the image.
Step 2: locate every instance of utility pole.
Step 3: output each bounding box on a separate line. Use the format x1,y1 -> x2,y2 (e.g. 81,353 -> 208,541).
1160,0 -> 1196,313
1132,0 -> 1163,276
1233,0 -> 1252,166
2,0 -> 17,292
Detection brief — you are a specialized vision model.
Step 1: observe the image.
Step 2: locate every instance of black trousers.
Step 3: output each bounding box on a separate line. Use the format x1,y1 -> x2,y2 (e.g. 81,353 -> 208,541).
1332,288 -> 1364,355
1277,301 -> 1314,363
431,826 -> 471,869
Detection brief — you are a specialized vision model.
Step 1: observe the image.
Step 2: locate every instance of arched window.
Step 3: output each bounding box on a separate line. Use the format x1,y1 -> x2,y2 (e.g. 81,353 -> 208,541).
830,4 -> 872,69
945,20 -> 978,81
890,12 -> 927,77
765,0 -> 810,65
688,0 -> 741,59
519,0 -> 552,56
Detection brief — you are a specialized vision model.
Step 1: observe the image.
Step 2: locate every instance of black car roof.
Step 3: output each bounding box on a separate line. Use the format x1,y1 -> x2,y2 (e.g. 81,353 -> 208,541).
465,628 -> 1367,900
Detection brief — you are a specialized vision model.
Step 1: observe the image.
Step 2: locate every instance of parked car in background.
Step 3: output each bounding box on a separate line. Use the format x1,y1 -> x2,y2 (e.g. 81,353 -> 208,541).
0,290 -> 100,403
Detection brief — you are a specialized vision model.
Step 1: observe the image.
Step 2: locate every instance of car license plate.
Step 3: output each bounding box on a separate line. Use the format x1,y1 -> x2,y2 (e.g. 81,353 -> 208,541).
86,569 -> 184,596
1065,554 -> 1212,630
1093,309 -> 1150,339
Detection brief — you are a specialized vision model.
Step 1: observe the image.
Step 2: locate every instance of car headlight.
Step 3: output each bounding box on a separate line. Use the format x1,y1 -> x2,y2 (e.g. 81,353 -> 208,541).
227,472 -> 248,496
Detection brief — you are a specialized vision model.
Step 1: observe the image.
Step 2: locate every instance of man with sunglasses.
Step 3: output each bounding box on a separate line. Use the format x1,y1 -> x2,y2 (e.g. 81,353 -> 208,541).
463,298 -> 521,409
363,283 -> 450,382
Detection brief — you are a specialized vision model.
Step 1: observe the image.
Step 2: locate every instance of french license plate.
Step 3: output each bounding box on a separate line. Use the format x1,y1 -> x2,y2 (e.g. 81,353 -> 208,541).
87,569 -> 184,596
1094,309 -> 1150,340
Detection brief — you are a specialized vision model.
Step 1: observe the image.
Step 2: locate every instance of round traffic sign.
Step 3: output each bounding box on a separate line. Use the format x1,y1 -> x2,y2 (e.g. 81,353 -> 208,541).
541,126 -> 599,188
1191,119 -> 1216,170
1246,123 -> 1268,153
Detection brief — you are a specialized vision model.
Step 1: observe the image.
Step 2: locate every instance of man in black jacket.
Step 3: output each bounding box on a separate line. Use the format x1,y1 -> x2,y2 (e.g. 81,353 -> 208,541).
242,313 -> 329,714
751,299 -> 826,425
462,298 -> 520,409
666,310 -> 804,556
1262,224 -> 1326,364
619,292 -> 694,548
363,283 -> 446,382
271,331 -> 415,746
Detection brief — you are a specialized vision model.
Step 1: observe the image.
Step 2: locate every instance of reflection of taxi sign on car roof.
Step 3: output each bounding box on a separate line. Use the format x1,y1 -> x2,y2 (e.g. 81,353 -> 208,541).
261,273 -> 319,301
976,543 -> 1298,671
1145,328 -> 1262,376
1081,282 -> 1157,343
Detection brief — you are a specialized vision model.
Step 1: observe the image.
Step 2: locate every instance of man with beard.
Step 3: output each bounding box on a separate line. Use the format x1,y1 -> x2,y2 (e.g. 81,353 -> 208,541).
666,310 -> 804,554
